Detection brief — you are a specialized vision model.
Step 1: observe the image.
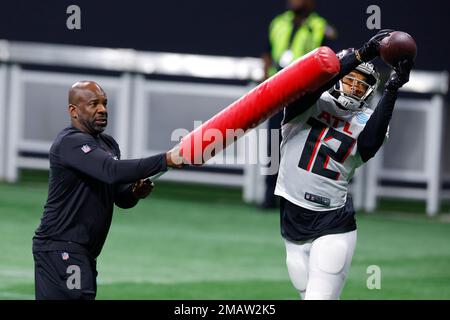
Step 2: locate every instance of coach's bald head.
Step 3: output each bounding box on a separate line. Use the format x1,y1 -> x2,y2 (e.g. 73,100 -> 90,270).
69,81 -> 105,105
68,81 -> 108,135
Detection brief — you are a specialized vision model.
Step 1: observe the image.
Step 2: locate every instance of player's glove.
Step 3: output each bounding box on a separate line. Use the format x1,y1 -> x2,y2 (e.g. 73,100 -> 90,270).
385,59 -> 414,91
356,29 -> 394,62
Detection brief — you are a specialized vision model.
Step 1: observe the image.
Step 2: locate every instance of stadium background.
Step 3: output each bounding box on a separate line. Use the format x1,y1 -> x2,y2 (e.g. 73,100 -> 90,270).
1,0 -> 449,72
0,0 -> 449,299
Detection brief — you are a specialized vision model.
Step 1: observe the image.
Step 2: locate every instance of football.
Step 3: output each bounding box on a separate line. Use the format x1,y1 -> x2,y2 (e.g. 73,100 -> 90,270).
380,31 -> 417,67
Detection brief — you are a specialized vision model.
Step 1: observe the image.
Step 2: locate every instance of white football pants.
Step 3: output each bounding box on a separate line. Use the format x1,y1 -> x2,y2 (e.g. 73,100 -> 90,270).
284,230 -> 357,300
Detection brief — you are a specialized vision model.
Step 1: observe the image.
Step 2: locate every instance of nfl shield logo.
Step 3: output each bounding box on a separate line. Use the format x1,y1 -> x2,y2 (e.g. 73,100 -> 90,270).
81,144 -> 92,153
61,252 -> 70,260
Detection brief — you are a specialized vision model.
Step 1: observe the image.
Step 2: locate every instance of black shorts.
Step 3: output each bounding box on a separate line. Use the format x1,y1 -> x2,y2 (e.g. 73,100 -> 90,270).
280,196 -> 357,242
33,250 -> 97,300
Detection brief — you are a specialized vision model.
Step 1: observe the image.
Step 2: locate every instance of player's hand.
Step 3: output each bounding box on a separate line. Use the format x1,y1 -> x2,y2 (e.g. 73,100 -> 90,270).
132,178 -> 154,199
357,29 -> 394,62
385,59 -> 414,91
166,144 -> 186,169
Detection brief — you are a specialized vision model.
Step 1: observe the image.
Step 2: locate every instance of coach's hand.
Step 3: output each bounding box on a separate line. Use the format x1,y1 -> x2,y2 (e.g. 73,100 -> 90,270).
357,29 -> 394,62
166,144 -> 186,168
132,179 -> 154,199
385,59 -> 414,91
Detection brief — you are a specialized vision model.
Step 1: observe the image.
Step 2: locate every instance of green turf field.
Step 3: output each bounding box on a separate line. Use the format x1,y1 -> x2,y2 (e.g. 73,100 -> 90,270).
1,171 -> 449,300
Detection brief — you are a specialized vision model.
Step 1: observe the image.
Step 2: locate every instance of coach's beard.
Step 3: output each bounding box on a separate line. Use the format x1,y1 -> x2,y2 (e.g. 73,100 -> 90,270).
80,117 -> 107,135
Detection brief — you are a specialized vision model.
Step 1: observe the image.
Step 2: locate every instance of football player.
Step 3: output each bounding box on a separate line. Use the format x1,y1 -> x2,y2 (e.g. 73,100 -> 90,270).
274,30 -> 413,299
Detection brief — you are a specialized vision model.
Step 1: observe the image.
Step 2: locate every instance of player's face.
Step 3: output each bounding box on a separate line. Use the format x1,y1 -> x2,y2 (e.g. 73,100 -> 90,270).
341,71 -> 369,99
73,86 -> 108,135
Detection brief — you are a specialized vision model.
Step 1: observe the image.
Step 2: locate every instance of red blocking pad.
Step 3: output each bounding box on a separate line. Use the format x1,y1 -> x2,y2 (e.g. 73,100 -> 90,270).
181,46 -> 340,165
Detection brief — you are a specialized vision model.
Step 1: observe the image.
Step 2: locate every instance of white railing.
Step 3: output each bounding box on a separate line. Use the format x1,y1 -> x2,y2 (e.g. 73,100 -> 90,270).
364,71 -> 449,216
0,40 -> 264,81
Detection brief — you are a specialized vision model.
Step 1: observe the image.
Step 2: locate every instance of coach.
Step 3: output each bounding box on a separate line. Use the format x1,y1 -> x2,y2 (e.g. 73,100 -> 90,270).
32,81 -> 184,300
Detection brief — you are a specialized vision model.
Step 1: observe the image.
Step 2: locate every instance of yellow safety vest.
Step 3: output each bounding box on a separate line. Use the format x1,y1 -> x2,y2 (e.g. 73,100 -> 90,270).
268,11 -> 327,76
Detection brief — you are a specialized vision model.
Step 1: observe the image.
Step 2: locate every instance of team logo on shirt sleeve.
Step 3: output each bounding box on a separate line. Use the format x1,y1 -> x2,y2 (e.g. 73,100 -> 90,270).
105,151 -> 118,160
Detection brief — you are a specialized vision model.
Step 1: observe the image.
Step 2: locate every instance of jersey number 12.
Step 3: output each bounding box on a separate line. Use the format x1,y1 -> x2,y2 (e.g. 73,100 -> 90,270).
298,117 -> 356,180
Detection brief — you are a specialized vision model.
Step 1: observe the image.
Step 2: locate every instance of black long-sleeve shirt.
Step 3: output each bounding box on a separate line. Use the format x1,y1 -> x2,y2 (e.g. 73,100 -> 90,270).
33,126 -> 167,258
282,51 -> 398,163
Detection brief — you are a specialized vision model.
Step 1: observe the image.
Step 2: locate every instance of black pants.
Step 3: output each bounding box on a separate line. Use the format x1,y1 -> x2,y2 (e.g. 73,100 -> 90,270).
33,251 -> 97,300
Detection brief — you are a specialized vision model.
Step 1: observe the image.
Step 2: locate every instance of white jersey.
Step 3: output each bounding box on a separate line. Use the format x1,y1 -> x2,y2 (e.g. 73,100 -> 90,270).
275,92 -> 374,211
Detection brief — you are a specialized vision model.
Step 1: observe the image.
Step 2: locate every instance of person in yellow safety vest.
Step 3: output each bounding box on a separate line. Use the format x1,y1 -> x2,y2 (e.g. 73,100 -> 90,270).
261,0 -> 337,209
